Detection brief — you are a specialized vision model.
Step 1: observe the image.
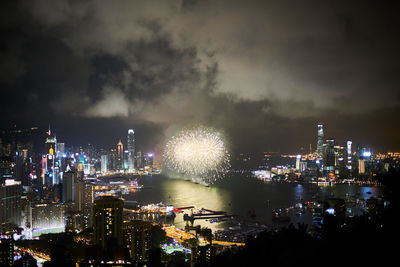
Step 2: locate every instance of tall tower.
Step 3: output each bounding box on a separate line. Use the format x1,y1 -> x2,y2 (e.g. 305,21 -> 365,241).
117,140 -> 123,171
43,125 -> 59,184
127,129 -> 135,172
316,124 -> 324,159
101,154 -> 108,173
346,141 -> 352,170
325,139 -> 335,171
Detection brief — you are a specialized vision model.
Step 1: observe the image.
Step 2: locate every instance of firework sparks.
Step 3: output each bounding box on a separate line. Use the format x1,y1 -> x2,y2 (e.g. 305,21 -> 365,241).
163,126 -> 230,184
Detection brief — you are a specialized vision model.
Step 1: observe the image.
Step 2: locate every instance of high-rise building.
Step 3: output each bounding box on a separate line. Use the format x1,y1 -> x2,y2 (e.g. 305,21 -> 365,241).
124,220 -> 152,262
109,149 -> 117,171
93,196 -> 123,249
31,203 -> 65,231
62,171 -> 75,203
0,238 -> 14,267
296,155 -> 301,171
14,150 -> 29,186
317,124 -> 324,159
56,143 -> 65,159
82,181 -> 94,229
127,129 -> 135,172
123,150 -> 129,170
324,139 -> 335,172
136,151 -> 143,170
0,179 -> 22,227
358,159 -> 365,174
43,127 -> 58,184
117,140 -> 123,171
146,153 -> 154,170
101,154 -> 108,173
65,176 -> 92,233
62,171 -> 84,212
0,156 -> 14,182
346,141 -> 352,170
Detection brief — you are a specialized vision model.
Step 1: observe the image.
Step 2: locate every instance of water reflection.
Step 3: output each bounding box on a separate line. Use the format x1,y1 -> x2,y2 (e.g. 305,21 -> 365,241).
127,174 -> 382,230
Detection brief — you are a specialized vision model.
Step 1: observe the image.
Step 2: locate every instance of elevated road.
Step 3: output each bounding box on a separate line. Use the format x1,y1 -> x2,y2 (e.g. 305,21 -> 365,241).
163,225 -> 245,247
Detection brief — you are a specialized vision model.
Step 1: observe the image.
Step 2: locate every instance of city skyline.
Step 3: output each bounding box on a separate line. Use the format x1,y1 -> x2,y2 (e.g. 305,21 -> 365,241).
1,0 -> 400,155
1,2 -> 400,266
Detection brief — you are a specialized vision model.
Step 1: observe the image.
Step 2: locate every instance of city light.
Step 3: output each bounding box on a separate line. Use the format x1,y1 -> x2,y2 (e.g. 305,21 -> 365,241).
363,151 -> 371,157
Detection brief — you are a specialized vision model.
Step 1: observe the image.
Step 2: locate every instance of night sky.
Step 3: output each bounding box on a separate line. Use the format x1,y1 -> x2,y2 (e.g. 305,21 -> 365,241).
1,0 -> 399,155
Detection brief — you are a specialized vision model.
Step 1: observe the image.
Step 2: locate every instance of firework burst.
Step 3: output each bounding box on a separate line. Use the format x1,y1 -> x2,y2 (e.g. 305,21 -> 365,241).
163,126 -> 230,184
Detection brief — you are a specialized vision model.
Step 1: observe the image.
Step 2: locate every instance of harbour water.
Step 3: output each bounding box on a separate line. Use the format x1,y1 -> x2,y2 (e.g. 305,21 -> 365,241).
125,173 -> 382,231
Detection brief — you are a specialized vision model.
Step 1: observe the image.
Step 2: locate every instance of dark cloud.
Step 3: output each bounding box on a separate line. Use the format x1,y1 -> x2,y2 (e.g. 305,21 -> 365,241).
1,0 -> 399,154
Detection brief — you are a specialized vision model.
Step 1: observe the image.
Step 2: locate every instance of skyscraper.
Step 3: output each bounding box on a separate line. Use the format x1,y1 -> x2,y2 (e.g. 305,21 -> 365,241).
0,179 -> 22,227
62,171 -> 75,203
62,170 -> 84,212
317,124 -> 324,159
101,154 -> 108,173
93,196 -> 123,249
346,141 -> 352,170
117,140 -> 123,171
109,149 -> 117,171
324,139 -> 335,172
43,127 -> 58,184
296,155 -> 301,170
136,151 -> 143,170
127,129 -> 135,172
82,181 -> 94,229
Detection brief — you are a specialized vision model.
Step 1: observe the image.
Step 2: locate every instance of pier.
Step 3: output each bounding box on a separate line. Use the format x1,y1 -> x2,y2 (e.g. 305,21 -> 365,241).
183,208 -> 235,221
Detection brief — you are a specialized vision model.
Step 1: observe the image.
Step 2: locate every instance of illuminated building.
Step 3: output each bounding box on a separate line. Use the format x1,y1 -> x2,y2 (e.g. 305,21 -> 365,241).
358,147 -> 372,174
324,139 -> 335,172
65,178 -> 94,232
191,244 -> 214,267
109,149 -> 117,171
0,179 -> 22,228
43,127 -> 59,184
123,220 -> 152,262
316,124 -> 324,159
56,142 -> 65,159
127,129 -> 135,172
14,149 -> 29,186
83,163 -> 93,175
358,159 -> 365,174
136,151 -> 143,170
62,171 -> 76,203
123,150 -> 129,170
145,153 -> 154,170
0,238 -> 14,267
63,170 -> 86,219
347,141 -> 352,170
101,154 -> 108,173
296,155 -> 301,170
93,196 -> 123,249
0,156 -> 13,182
82,181 -> 94,228
31,202 -> 65,233
117,140 -> 124,170
190,228 -> 213,267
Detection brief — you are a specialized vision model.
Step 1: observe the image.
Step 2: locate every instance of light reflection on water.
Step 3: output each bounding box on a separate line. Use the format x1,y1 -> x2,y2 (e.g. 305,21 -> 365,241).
126,174 -> 382,231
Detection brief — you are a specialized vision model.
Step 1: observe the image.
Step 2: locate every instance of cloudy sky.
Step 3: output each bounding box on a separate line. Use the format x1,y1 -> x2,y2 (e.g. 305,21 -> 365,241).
1,0 -> 399,155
